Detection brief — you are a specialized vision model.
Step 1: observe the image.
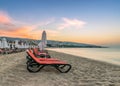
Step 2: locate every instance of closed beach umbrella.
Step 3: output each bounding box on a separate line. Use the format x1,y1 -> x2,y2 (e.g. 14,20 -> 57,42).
12,43 -> 15,49
15,40 -> 19,48
41,30 -> 47,47
38,30 -> 47,51
0,40 -> 2,48
38,42 -> 44,50
2,38 -> 9,48
21,42 -> 24,48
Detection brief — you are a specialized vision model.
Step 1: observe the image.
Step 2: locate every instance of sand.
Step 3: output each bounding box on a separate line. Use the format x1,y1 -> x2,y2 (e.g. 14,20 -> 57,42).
0,50 -> 120,86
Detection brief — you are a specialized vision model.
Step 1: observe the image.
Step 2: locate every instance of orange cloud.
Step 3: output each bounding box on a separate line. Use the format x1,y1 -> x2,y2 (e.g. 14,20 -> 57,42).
0,11 -> 57,39
0,11 -> 78,42
0,11 -> 12,24
0,24 -> 59,40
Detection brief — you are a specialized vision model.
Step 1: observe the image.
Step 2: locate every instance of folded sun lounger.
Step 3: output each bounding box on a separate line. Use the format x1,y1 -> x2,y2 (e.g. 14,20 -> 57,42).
26,50 -> 72,73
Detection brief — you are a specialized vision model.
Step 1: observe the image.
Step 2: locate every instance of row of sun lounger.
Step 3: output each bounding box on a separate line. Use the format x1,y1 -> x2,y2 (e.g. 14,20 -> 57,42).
0,48 -> 25,54
26,48 -> 72,73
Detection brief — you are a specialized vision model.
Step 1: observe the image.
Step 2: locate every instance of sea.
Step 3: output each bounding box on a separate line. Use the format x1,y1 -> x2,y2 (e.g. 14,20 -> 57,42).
47,47 -> 120,66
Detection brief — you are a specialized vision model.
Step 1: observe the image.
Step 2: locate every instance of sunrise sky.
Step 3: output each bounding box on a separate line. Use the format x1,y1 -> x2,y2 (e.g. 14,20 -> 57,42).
0,0 -> 120,45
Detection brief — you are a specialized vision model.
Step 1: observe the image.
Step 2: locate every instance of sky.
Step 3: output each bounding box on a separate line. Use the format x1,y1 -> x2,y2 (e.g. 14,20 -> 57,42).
0,0 -> 120,45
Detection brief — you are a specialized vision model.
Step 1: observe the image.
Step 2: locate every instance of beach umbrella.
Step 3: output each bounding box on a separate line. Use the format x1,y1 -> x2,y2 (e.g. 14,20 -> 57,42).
26,42 -> 30,48
38,42 -> 44,50
24,42 -> 29,48
21,42 -> 24,48
12,43 -> 15,49
0,40 -> 2,48
38,30 -> 47,51
2,38 -> 9,48
15,40 -> 19,48
41,30 -> 47,47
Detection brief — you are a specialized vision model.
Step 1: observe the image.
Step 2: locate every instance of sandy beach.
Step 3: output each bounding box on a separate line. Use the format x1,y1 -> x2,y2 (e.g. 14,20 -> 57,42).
0,50 -> 120,86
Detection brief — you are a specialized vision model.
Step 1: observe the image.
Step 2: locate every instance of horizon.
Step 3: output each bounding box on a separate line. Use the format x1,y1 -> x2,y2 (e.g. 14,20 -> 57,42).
0,0 -> 120,45
1,36 -> 119,47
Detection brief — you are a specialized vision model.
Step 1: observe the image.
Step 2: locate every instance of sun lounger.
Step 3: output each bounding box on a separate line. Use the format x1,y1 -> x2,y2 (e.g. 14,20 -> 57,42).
33,48 -> 51,58
26,50 -> 72,73
0,49 -> 13,54
0,49 -> 4,54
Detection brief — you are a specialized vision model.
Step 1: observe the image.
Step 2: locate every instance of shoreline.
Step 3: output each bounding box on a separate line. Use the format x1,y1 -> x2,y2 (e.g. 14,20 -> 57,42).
47,48 -> 120,66
48,49 -> 120,67
0,51 -> 120,86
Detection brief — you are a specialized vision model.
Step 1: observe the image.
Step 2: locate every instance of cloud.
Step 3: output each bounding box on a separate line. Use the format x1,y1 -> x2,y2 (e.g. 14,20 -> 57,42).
0,10 -> 57,39
0,26 -> 32,38
58,18 -> 86,30
0,11 -> 87,40
0,11 -> 17,32
0,11 -> 13,24
31,18 -> 55,29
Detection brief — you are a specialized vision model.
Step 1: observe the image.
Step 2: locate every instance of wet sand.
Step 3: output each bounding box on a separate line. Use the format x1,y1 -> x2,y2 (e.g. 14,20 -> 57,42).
0,51 -> 120,86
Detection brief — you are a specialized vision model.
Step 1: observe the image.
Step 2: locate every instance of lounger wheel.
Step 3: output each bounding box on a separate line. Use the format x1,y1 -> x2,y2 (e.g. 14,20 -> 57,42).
26,60 -> 33,65
55,64 -> 72,73
27,62 -> 42,73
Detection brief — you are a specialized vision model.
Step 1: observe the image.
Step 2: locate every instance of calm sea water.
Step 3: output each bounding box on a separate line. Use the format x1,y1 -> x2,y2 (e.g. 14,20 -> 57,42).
47,47 -> 120,66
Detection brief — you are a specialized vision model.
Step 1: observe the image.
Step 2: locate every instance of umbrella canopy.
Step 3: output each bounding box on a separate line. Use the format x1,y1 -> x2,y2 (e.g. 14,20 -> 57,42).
38,30 -> 47,51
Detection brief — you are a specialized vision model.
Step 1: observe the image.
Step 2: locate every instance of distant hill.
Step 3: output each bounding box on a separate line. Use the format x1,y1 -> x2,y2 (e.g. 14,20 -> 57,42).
46,40 -> 105,48
0,36 -> 106,48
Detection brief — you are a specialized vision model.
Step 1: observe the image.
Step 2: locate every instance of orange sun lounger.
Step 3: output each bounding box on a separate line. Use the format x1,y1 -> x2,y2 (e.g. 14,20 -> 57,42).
32,48 -> 51,58
26,50 -> 72,73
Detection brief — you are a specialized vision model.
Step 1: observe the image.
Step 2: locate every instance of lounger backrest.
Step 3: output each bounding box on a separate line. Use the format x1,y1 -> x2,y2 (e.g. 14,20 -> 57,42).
29,49 -> 33,53
26,50 -> 40,63
26,49 -> 33,53
33,48 -> 39,55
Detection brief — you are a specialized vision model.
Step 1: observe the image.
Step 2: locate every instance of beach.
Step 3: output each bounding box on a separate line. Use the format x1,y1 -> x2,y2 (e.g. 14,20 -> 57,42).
0,51 -> 120,86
